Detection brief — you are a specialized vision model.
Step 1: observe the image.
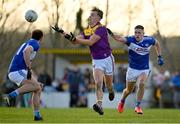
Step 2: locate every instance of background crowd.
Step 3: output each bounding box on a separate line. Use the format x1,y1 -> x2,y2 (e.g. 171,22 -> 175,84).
1,65 -> 180,109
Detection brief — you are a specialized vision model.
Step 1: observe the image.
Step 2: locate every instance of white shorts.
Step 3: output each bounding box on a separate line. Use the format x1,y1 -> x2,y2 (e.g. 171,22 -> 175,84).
92,54 -> 115,75
8,69 -> 27,86
126,67 -> 150,82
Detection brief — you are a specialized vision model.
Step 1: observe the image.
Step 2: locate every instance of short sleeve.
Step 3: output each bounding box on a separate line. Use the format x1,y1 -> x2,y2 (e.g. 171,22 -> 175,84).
80,31 -> 85,38
151,37 -> 156,45
95,27 -> 107,38
125,36 -> 133,46
29,41 -> 39,51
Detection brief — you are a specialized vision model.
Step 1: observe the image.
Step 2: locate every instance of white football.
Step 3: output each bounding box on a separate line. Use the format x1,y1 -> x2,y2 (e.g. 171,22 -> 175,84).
25,10 -> 38,22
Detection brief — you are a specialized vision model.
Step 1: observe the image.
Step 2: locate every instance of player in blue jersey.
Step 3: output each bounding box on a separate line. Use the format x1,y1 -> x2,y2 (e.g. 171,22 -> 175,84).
107,25 -> 164,114
6,29 -> 44,121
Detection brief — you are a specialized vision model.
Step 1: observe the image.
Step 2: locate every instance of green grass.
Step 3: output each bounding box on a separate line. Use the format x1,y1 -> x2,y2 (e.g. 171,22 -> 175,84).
0,107 -> 180,123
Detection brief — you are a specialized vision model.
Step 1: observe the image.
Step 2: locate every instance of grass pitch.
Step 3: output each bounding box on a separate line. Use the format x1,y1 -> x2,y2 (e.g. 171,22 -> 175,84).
0,107 -> 180,123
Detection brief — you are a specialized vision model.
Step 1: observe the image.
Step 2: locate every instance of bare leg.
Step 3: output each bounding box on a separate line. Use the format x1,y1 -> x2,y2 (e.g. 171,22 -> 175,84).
8,76 -> 41,99
121,81 -> 136,101
32,87 -> 41,110
92,69 -> 105,115
136,73 -> 148,106
93,69 -> 104,105
104,75 -> 114,93
104,75 -> 115,101
17,77 -> 41,94
118,80 -> 135,113
18,76 -> 42,119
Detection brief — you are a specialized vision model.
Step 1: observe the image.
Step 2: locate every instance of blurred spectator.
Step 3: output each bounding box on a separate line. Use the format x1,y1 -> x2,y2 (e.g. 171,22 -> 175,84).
171,69 -> 180,108
51,78 -> 68,92
38,71 -> 52,86
58,68 -> 69,91
44,81 -> 57,93
38,71 -> 56,93
51,68 -> 69,92
67,64 -> 84,107
159,71 -> 173,108
118,66 -> 127,84
78,83 -> 88,107
153,69 -> 166,107
0,91 -> 3,106
1,75 -> 18,106
84,68 -> 94,92
114,66 -> 126,92
20,93 -> 32,108
51,79 -> 61,91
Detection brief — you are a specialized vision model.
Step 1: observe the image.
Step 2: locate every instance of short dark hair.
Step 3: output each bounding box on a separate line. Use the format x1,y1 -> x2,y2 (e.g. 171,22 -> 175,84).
91,7 -> 103,19
31,29 -> 43,40
135,25 -> 144,30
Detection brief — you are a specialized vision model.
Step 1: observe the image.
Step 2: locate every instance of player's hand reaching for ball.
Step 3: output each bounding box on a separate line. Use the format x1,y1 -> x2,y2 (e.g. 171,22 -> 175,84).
64,32 -> 76,42
51,24 -> 64,34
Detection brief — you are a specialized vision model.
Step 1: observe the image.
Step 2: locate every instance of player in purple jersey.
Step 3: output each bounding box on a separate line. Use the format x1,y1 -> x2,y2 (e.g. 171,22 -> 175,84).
52,7 -> 115,115
74,7 -> 115,115
108,25 -> 164,114
5,29 -> 44,121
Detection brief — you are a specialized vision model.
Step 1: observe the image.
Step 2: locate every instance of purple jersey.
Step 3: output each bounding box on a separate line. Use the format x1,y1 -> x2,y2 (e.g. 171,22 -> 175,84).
82,26 -> 112,59
125,36 -> 156,70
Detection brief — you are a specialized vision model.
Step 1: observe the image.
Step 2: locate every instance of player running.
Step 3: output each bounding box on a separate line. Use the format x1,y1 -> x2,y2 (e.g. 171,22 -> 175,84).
107,25 -> 164,114
5,29 -> 44,121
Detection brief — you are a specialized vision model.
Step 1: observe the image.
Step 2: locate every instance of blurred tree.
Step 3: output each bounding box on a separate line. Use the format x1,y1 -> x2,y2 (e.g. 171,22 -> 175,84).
125,0 -> 143,34
0,0 -> 32,82
151,0 -> 175,71
75,8 -> 83,33
42,0 -> 64,48
104,0 -> 109,26
42,0 -> 78,48
41,0 -> 79,78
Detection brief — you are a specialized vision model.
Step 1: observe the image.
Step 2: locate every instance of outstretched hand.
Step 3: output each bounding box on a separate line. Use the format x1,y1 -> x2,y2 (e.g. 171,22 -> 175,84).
51,24 -> 64,34
64,32 -> 76,42
51,25 -> 76,42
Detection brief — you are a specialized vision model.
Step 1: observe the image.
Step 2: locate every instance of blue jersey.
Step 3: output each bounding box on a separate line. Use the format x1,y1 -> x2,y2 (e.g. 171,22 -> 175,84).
171,75 -> 180,87
125,36 -> 156,70
9,39 -> 40,72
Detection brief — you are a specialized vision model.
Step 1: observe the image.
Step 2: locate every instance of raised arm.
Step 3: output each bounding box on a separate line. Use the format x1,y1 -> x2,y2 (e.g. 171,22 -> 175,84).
75,34 -> 101,46
107,28 -> 127,44
112,34 -> 127,44
51,25 -> 100,46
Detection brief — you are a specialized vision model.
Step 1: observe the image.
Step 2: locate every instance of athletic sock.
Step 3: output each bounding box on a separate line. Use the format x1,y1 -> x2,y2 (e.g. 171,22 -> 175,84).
121,99 -> 126,103
107,87 -> 113,93
34,110 -> 41,118
136,101 -> 141,107
9,90 -> 19,98
97,100 -> 102,108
